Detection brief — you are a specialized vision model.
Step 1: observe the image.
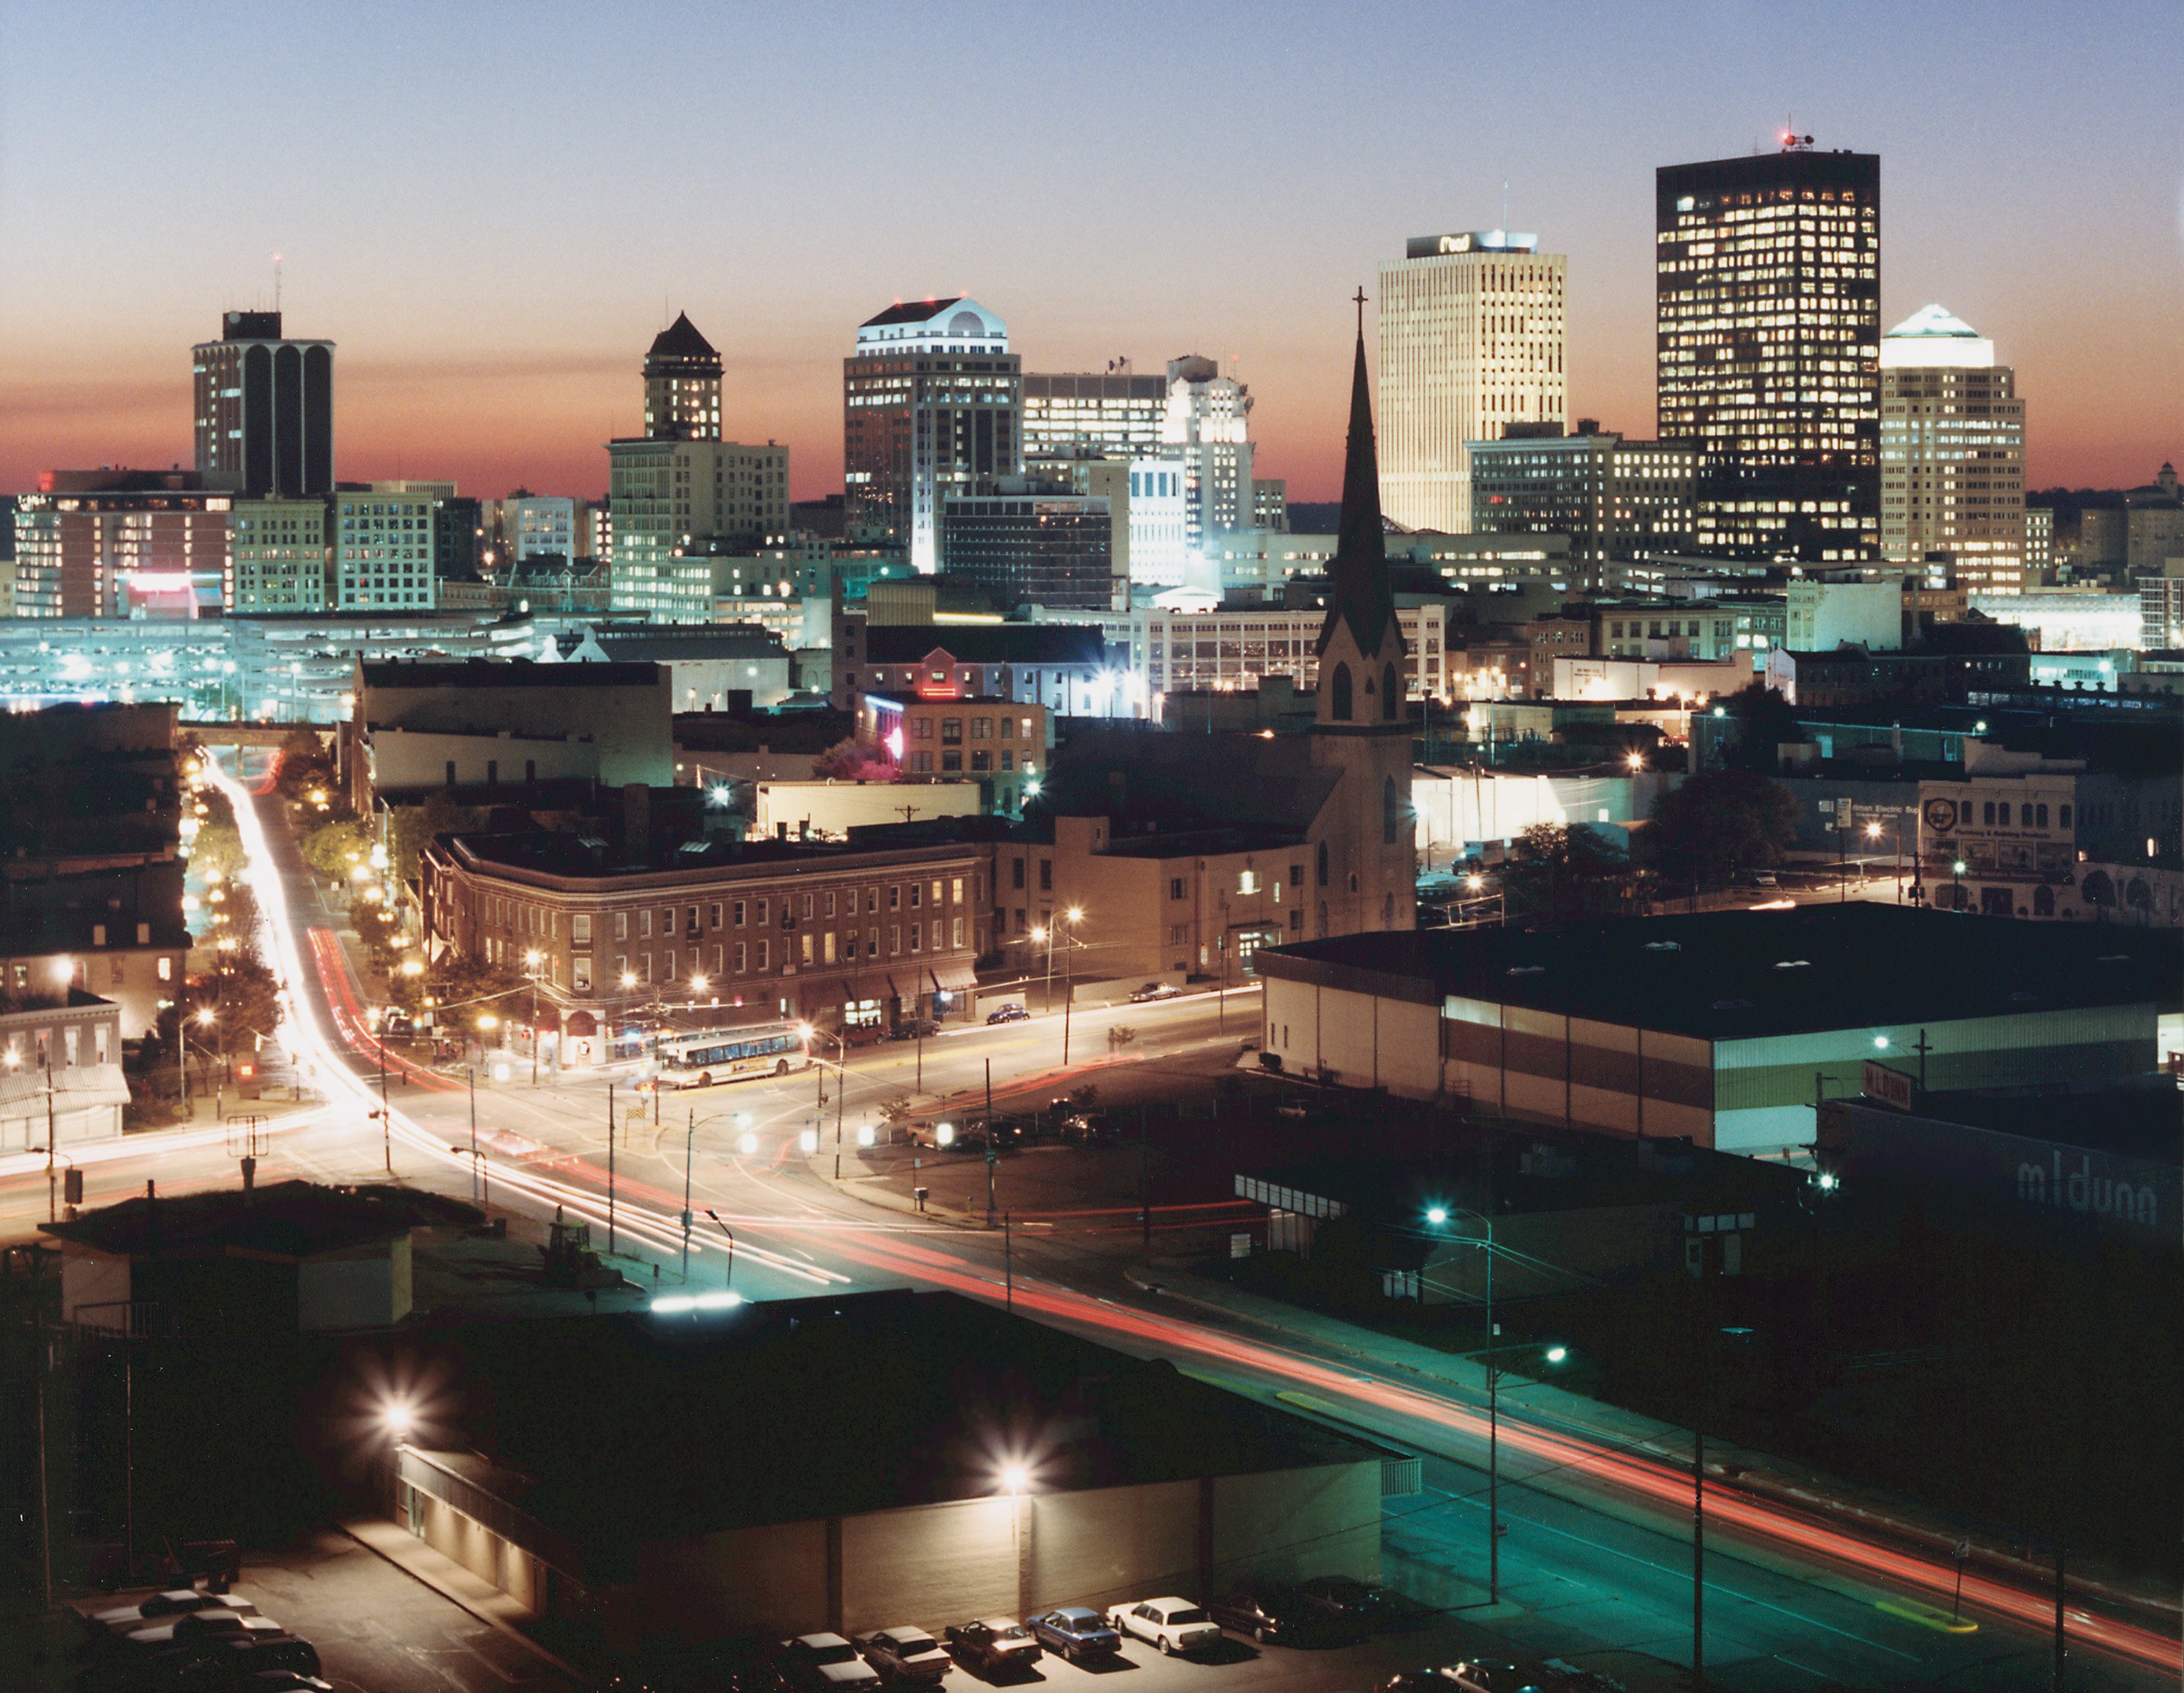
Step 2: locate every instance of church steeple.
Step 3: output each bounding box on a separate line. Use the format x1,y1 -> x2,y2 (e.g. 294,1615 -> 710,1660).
1316,296 -> 1398,660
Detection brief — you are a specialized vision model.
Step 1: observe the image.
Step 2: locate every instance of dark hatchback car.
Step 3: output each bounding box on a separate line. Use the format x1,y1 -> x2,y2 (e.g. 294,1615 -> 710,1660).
1028,1607 -> 1120,1662
1208,1582 -> 1363,1646
985,1004 -> 1029,1026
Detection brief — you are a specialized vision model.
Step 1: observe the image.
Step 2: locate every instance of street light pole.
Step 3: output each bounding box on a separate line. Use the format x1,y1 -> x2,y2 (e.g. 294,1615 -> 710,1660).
377,1016 -> 391,1173
467,1067 -> 480,1203
704,1209 -> 735,1292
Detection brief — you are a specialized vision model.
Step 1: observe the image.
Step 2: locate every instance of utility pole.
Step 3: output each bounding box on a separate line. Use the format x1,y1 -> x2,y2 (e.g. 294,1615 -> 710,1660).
682,1108 -> 695,1281
606,1083 -> 617,1256
44,1056 -> 57,1224
984,1057 -> 996,1227
2044,1546 -> 2061,1693
1486,1214 -> 1499,1606
467,1068 -> 480,1203
1003,1211 -> 1013,1312
1694,1422 -> 1706,1688
378,1023 -> 391,1173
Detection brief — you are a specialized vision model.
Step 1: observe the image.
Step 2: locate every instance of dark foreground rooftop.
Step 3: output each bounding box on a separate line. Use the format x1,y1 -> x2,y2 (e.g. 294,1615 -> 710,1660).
358,1289 -> 1385,1570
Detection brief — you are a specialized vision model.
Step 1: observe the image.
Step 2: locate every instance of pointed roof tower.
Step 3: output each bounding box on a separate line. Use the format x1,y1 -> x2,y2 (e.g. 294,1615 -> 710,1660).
1315,297 -> 1398,659
647,310 -> 720,366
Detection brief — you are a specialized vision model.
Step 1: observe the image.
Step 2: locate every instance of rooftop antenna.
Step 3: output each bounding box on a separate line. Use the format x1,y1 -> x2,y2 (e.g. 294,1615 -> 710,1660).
272,253 -> 282,313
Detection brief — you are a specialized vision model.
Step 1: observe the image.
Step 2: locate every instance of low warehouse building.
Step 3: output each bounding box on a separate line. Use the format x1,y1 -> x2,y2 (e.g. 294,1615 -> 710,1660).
1255,907 -> 2178,1156
369,1290 -> 1398,1646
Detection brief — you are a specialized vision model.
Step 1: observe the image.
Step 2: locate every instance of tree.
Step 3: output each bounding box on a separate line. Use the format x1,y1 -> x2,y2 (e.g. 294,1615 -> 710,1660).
273,727 -> 338,802
1501,824 -> 1642,920
1649,769 -> 1799,889
1719,681 -> 1804,773
812,737 -> 897,782
297,817 -> 371,882
388,792 -> 488,891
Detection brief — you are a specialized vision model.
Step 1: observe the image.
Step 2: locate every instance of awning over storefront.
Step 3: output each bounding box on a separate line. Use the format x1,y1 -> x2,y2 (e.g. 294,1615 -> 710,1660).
928,964 -> 978,994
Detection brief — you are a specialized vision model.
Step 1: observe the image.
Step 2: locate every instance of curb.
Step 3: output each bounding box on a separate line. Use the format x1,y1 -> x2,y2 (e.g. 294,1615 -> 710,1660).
333,1520 -> 583,1681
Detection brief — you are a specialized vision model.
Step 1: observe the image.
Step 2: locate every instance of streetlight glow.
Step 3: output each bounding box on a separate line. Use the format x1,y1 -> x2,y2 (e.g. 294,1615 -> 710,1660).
1425,1206 -> 1448,1225
998,1460 -> 1031,1495
381,1400 -> 416,1440
195,1007 -> 215,1026
1546,1346 -> 1568,1364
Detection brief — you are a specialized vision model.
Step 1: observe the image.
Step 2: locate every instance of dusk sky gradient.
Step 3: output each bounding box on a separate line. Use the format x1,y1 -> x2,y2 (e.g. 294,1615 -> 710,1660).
3,0 -> 2179,505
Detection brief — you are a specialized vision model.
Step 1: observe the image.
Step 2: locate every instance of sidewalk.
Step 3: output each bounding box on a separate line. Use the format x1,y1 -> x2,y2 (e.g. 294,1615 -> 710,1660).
338,1515 -> 580,1678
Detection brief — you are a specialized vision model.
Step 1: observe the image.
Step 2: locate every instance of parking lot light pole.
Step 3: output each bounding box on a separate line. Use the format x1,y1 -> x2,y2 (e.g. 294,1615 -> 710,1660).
1428,1203 -> 1499,1603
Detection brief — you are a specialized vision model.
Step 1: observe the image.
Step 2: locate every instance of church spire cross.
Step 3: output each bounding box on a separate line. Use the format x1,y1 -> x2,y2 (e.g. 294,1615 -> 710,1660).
1353,286 -> 1367,334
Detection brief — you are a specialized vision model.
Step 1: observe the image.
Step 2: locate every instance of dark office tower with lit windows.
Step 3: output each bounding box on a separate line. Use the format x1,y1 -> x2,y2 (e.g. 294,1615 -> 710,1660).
1656,141 -> 1880,563
193,311 -> 335,497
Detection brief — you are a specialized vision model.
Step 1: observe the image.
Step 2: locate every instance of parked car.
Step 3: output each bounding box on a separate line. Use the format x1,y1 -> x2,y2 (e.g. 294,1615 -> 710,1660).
211,1632 -> 324,1684
888,1019 -> 940,1041
1208,1582 -> 1362,1645
1297,1575 -> 1432,1631
985,1004 -> 1029,1026
843,1023 -> 891,1049
943,1618 -> 1041,1679
116,1610 -> 274,1656
1105,1597 -> 1222,1654
83,1591 -> 256,1640
855,1629 -> 950,1684
1127,982 -> 1182,1004
780,1634 -> 883,1692
1027,1608 -> 1120,1662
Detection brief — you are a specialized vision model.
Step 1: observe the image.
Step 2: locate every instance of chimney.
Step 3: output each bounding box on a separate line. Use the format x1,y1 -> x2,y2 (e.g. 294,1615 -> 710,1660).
623,784 -> 650,861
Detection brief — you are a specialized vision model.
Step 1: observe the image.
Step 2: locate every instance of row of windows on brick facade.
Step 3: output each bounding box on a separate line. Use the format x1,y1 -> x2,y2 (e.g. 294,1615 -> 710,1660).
465,876 -> 980,946
478,916 -> 972,990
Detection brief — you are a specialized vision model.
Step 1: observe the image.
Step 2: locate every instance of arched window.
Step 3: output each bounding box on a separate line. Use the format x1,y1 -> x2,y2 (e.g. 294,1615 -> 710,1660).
2033,885 -> 2055,916
1329,663 -> 1352,721
1316,841 -> 1329,887
1383,774 -> 1399,844
1382,663 -> 1399,719
2082,869 -> 2116,907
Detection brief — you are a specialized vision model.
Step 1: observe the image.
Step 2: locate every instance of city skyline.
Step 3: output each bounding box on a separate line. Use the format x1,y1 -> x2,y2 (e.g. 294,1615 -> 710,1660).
2,1 -> 2178,504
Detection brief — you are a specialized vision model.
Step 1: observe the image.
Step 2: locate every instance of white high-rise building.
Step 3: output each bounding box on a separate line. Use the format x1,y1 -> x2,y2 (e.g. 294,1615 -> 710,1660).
1880,303 -> 2026,593
1377,231 -> 1566,534
1160,356 -> 1254,564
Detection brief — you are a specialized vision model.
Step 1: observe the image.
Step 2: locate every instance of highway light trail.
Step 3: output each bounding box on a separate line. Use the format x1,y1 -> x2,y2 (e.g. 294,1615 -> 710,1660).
209,765 -> 2179,1680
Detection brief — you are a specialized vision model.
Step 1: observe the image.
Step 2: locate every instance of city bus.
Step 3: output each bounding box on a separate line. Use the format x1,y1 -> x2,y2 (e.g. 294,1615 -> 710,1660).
654,1021 -> 811,1088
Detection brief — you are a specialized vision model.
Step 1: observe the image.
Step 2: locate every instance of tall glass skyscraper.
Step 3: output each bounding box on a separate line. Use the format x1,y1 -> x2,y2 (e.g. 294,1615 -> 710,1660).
1656,144 -> 1880,563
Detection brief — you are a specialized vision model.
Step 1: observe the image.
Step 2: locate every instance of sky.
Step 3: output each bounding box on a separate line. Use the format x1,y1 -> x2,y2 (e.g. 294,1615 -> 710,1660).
2,0 -> 2179,505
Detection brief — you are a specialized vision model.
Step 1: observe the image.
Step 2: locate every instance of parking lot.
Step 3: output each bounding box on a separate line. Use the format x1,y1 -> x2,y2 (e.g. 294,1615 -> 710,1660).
226,1530 -> 579,1693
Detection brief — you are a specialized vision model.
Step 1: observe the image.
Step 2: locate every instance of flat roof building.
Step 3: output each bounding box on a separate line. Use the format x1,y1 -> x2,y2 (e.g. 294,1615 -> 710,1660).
1255,906 -> 2178,1156
370,1290 -> 1392,1641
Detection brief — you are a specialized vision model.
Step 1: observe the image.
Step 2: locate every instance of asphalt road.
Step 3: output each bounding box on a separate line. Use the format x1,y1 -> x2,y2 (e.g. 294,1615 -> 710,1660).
5,762 -> 2175,1693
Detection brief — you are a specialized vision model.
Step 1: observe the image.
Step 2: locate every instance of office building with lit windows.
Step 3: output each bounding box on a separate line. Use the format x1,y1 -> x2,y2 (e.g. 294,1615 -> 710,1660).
1468,429 -> 1697,570
13,471 -> 230,619
844,299 -> 1020,573
1880,305 -> 2026,594
228,497 -> 329,613
1656,145 -> 1880,563
1160,355 -> 1258,560
192,311 -> 335,498
336,491 -> 438,610
608,314 -> 789,620
1023,371 -> 1167,459
643,312 -> 722,440
939,481 -> 1120,611
1377,231 -> 1567,534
